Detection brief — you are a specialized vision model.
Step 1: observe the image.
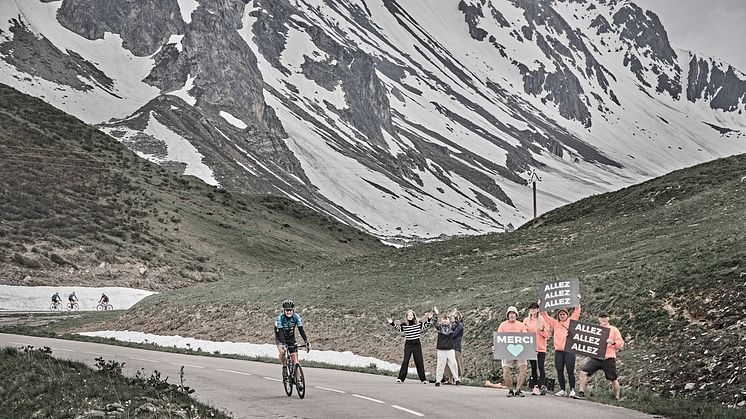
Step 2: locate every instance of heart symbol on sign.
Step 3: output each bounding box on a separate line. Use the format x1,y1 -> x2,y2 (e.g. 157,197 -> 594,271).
507,344 -> 524,357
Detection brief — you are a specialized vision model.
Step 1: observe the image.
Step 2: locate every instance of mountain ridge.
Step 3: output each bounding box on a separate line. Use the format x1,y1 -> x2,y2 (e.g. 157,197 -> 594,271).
1,0 -> 745,240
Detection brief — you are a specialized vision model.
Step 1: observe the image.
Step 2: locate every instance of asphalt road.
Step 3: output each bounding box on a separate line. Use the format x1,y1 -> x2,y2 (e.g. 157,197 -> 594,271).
0,333 -> 653,418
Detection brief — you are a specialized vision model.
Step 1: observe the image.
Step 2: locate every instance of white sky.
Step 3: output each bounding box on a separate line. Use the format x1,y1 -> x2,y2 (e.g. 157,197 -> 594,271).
634,0 -> 746,71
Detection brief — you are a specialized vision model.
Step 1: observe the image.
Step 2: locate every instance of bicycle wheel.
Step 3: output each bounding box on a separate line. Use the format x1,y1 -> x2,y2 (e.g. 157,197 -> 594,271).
96,304 -> 103,311
283,364 -> 293,397
106,304 -> 113,310
294,363 -> 305,399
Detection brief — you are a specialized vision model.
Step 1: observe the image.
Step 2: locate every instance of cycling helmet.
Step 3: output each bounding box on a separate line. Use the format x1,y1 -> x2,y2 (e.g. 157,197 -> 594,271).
282,299 -> 295,309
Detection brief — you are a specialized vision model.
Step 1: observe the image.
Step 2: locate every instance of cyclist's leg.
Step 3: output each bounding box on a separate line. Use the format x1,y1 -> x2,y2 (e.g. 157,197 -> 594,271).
276,342 -> 287,365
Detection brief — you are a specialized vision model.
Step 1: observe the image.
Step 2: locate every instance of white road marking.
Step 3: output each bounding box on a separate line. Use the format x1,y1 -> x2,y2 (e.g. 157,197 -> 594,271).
314,386 -> 346,394
128,356 -> 160,363
263,376 -> 282,382
352,394 -> 384,404
216,368 -> 252,376
169,363 -> 204,369
8,341 -> 28,345
50,347 -> 74,352
82,351 -> 115,357
392,405 -> 424,417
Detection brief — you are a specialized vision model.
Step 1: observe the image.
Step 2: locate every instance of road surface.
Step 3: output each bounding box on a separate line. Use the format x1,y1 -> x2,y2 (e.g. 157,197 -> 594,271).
0,333 -> 653,418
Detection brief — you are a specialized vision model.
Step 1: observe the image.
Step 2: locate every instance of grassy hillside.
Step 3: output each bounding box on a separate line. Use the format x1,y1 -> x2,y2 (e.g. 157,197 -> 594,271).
100,153 -> 745,409
0,83 -> 382,289
0,345 -> 227,418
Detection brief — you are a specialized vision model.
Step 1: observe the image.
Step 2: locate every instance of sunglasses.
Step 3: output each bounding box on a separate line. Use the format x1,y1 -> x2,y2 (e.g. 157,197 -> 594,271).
284,308 -> 294,312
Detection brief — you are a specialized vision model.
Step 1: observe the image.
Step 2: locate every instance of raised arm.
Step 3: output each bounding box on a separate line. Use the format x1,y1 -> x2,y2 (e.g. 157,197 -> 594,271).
390,320 -> 403,332
540,311 -> 557,328
570,294 -> 582,320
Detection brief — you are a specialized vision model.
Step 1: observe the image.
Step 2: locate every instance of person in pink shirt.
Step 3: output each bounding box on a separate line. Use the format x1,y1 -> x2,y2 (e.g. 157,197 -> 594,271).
540,295 -> 581,397
523,302 -> 550,395
576,311 -> 625,400
496,306 -> 529,397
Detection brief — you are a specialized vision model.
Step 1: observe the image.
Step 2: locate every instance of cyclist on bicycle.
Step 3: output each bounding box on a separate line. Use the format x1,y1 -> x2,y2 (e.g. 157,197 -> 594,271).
68,292 -> 77,303
99,293 -> 109,305
275,299 -> 309,379
51,292 -> 61,304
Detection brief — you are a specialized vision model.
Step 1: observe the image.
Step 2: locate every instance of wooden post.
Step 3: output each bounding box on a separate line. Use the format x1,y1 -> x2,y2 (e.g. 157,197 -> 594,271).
533,181 -> 537,225
528,169 -> 541,226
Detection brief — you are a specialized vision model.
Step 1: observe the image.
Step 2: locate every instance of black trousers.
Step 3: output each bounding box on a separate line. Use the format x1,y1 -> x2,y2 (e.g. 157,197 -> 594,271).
555,350 -> 576,391
529,352 -> 547,387
398,339 -> 426,381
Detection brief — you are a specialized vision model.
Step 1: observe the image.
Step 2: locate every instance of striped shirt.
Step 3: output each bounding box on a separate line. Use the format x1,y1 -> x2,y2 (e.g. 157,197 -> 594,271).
391,318 -> 434,340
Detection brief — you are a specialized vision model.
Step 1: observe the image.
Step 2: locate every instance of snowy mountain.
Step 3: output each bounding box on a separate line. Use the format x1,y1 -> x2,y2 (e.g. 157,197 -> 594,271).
2,0 -> 745,241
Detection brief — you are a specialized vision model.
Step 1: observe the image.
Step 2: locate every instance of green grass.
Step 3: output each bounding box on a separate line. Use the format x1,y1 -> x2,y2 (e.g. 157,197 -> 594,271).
0,83 -> 382,289
0,345 -> 228,418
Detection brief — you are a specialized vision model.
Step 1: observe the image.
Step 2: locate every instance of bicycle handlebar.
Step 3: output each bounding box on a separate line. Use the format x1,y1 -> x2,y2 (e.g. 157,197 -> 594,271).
284,343 -> 308,349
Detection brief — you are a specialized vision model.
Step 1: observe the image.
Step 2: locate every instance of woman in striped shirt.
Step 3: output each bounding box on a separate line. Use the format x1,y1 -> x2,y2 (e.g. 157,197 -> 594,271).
388,307 -> 437,383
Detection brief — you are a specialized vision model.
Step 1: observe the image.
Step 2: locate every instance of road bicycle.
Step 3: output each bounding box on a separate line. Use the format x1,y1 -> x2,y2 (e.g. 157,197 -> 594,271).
67,301 -> 79,311
282,343 -> 308,399
96,302 -> 113,310
50,301 -> 62,311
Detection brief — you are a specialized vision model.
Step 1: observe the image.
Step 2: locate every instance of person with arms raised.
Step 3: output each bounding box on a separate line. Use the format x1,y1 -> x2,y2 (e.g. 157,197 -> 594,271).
388,307 -> 436,383
540,294 -> 581,397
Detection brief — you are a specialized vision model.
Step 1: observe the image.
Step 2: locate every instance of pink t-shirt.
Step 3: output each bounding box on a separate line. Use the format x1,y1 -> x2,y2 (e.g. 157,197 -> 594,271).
540,306 -> 581,351
523,316 -> 550,353
497,319 -> 528,333
605,325 -> 624,358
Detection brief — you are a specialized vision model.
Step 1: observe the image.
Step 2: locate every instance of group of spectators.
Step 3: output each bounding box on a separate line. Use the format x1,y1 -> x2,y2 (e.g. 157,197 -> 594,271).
387,307 -> 464,386
387,296 -> 625,400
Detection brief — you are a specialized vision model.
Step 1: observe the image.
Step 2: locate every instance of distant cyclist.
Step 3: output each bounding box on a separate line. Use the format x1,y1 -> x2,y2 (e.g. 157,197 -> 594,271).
99,293 -> 109,305
51,292 -> 61,304
275,299 -> 309,379
68,292 -> 77,304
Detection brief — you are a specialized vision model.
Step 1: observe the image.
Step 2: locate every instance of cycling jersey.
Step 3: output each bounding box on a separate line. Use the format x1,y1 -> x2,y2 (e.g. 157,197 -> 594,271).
275,312 -> 307,345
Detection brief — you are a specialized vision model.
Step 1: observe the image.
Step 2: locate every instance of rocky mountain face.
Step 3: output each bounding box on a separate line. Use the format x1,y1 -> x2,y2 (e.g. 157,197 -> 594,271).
1,0 -> 745,241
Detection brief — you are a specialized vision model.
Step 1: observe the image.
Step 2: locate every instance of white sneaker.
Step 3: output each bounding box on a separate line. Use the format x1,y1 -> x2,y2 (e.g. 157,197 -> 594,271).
569,389 -> 576,398
555,389 -> 566,397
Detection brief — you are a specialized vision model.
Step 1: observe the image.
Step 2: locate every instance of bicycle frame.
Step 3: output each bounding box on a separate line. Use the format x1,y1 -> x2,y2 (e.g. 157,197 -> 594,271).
283,343 -> 308,399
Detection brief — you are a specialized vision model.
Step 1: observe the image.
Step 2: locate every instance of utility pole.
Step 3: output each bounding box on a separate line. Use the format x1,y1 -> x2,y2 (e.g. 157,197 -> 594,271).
528,169 -> 542,226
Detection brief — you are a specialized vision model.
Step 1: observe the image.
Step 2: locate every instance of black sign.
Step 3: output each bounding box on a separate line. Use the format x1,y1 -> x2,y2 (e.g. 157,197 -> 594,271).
538,278 -> 580,312
564,320 -> 610,360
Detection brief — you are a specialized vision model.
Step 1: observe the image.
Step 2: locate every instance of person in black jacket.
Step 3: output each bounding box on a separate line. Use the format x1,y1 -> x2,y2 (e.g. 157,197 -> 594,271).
433,311 -> 462,387
388,307 -> 436,383
443,309 -> 464,384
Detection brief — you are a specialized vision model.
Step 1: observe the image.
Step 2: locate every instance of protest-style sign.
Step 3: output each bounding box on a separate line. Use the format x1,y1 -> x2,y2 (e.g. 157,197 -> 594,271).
563,320 -> 610,360
538,278 -> 580,312
493,332 -> 537,360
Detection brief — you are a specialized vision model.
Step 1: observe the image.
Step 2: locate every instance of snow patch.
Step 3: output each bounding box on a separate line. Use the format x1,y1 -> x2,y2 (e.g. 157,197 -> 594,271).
167,34 -> 184,52
0,285 -> 156,311
144,111 -> 218,186
177,0 -> 199,24
167,74 -> 197,106
219,110 -> 248,129
78,331 -> 413,373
